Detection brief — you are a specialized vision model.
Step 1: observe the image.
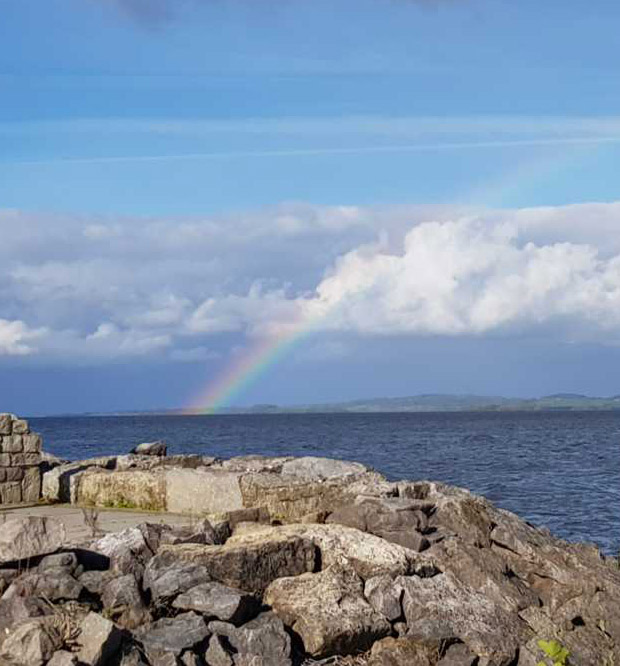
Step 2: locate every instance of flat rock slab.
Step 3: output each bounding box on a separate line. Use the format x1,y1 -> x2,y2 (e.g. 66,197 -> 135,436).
156,532 -> 316,593
0,505 -> 191,545
229,523 -> 413,579
0,516 -> 65,564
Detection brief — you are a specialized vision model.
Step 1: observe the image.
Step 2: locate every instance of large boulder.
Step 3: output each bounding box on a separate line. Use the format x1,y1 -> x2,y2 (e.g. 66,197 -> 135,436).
326,497 -> 431,552
238,467 -> 385,524
77,470 -> 166,511
265,566 -> 390,658
227,523 -> 414,579
165,468 -> 244,515
398,572 -> 528,664
154,531 -> 316,593
42,456 -> 117,503
0,517 -> 65,565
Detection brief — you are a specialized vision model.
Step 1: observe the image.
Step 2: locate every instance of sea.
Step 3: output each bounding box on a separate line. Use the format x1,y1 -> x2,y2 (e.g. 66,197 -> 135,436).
30,410 -> 620,555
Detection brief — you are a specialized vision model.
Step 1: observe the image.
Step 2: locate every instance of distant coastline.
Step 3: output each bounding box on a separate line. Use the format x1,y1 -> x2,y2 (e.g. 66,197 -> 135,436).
53,393 -> 620,417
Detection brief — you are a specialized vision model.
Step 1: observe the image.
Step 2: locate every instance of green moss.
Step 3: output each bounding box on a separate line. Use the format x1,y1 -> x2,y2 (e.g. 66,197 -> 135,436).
102,497 -> 138,510
537,639 -> 570,666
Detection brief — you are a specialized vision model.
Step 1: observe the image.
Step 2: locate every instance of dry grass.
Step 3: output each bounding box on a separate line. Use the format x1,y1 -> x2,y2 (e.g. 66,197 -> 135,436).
81,507 -> 102,537
301,655 -> 371,665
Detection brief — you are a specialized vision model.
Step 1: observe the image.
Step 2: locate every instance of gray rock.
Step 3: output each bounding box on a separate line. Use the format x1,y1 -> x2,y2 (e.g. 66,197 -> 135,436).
143,557 -> 213,601
76,612 -> 122,666
172,582 -> 258,624
135,612 -> 210,660
437,642 -> 478,665
264,567 -> 390,658
78,570 -> 114,596
93,527 -> 154,578
227,524 -> 412,580
40,451 -> 69,474
364,574 -> 404,622
47,650 -> 78,666
154,531 -> 316,593
180,652 -> 200,666
165,468 -> 244,515
209,612 -> 291,666
119,646 -> 150,666
0,595 -> 50,636
101,574 -> 150,628
0,618 -> 62,666
367,636 -> 439,666
399,572 -> 525,664
38,552 -> 78,573
2,570 -> 83,602
327,498 -> 431,552
0,517 -> 65,565
41,456 -> 117,503
281,456 -> 372,479
205,634 -> 234,666
215,456 -> 293,474
101,573 -> 144,610
158,519 -> 219,547
131,441 -> 167,456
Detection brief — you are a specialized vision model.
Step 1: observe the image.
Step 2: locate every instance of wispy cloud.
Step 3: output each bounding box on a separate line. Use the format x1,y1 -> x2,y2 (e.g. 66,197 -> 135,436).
8,136 -> 620,167
5,114 -> 620,166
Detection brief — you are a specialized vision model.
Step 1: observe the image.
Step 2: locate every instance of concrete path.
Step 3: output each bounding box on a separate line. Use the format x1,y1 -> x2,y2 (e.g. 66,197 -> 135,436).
0,504 -> 192,544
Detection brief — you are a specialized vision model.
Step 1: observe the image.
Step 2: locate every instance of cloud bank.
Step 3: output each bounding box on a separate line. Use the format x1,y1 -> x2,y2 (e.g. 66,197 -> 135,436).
2,201 -> 620,364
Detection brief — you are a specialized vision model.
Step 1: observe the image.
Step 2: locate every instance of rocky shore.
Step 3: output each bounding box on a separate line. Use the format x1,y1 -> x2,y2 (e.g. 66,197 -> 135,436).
1,441 -> 619,665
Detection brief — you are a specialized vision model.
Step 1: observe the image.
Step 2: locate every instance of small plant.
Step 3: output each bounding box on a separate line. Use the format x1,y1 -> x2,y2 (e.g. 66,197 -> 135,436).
81,507 -> 101,537
537,639 -> 570,666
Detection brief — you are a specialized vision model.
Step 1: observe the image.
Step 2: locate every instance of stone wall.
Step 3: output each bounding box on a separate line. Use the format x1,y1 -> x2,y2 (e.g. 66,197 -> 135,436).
0,413 -> 42,505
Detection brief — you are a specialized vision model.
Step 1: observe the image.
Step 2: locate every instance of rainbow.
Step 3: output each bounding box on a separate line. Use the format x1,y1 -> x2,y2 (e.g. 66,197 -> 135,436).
186,312 -> 321,414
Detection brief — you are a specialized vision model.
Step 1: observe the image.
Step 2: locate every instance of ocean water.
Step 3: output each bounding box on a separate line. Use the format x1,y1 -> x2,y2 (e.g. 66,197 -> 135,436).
30,411 -> 620,555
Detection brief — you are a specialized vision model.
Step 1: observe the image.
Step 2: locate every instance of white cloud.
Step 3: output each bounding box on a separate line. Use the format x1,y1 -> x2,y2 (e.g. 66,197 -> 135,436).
303,217 -> 620,337
4,201 -> 620,365
0,319 -> 45,356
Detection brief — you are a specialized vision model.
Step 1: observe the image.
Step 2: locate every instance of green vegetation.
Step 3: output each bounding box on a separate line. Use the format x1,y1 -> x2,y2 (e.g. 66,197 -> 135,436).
537,639 -> 570,666
103,497 -> 138,510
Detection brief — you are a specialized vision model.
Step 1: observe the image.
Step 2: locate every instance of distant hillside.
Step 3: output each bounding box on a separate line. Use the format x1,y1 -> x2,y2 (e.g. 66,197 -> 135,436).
198,393 -> 620,414
74,393 -> 620,418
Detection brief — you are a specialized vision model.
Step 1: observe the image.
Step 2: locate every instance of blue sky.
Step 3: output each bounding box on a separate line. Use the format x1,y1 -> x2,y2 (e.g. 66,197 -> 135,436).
2,0 -> 620,414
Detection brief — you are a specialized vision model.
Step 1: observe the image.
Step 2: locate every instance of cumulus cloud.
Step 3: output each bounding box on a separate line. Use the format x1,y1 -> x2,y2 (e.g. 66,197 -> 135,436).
3,201 -> 620,366
302,217 -> 620,337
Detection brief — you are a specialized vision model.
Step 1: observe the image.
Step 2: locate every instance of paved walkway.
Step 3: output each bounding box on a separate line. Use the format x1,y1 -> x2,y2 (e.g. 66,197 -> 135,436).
0,504 -> 191,543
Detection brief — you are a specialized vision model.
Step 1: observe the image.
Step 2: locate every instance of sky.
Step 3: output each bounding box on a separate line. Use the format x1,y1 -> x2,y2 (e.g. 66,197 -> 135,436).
2,0 -> 620,415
